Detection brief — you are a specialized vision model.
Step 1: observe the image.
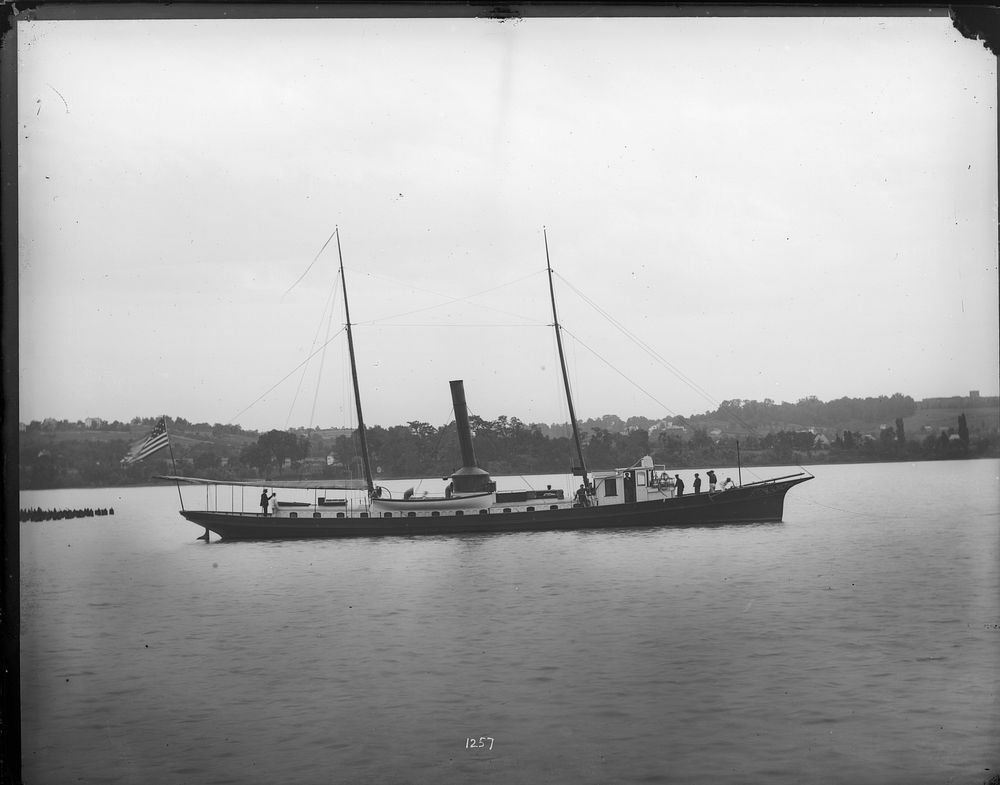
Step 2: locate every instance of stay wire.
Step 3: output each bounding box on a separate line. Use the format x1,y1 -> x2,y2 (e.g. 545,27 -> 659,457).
425,405 -> 460,476
559,325 -> 680,419
554,272 -> 764,435
554,272 -> 718,406
352,268 -> 546,327
286,280 -> 341,429
354,323 -> 545,328
230,326 -> 347,425
347,264 -> 544,303
803,497 -> 911,520
308,285 -> 341,428
281,224 -> 342,427
283,227 -> 338,297
556,325 -> 584,469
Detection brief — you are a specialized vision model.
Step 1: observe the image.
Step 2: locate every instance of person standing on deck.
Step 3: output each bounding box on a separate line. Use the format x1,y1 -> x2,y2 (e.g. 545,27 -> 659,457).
675,475 -> 685,496
693,473 -> 702,494
707,470 -> 718,492
260,489 -> 270,516
270,493 -> 279,516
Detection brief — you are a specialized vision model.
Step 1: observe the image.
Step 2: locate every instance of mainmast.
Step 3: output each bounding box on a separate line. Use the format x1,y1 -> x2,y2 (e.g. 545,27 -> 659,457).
336,228 -> 375,495
544,228 -> 591,492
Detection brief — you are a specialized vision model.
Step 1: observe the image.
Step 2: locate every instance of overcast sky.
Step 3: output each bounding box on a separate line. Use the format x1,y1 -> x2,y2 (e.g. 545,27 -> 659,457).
16,13 -> 998,431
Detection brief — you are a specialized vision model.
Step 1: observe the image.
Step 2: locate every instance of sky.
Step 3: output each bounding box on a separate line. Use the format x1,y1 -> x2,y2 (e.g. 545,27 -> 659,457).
15,11 -> 999,431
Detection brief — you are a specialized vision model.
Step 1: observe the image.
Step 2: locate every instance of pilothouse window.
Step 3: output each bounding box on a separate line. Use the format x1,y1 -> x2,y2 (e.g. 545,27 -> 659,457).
604,478 -> 618,496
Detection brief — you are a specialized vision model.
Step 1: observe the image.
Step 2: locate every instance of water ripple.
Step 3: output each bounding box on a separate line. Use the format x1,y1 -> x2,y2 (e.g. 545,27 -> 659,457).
18,462 -> 1000,784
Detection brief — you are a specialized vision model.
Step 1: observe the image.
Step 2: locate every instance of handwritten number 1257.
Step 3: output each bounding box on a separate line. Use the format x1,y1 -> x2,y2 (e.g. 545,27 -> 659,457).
466,737 -> 494,750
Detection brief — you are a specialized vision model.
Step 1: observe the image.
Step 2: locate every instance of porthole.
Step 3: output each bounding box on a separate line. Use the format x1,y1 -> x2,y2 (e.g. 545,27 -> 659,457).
289,512 -> 298,518
313,512 -> 322,519
550,505 -> 559,510
407,512 -> 416,518
479,509 -> 488,515
526,506 -> 535,512
383,512 -> 392,518
431,511 -> 440,517
455,510 -> 464,516
337,512 -> 345,519
503,508 -> 512,513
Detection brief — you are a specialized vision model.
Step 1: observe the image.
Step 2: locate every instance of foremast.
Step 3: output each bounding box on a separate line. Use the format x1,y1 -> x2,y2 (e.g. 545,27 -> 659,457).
336,228 -> 376,496
544,228 -> 592,493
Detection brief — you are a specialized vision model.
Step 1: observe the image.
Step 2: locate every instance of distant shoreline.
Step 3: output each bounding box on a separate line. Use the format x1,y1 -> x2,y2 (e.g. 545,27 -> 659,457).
17,453 -> 998,493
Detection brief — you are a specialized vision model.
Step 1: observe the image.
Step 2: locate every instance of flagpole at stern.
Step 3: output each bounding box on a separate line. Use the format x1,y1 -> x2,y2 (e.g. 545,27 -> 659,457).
164,418 -> 184,512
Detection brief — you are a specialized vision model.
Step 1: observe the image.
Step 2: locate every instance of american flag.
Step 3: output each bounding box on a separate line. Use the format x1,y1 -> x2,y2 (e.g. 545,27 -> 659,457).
122,417 -> 169,465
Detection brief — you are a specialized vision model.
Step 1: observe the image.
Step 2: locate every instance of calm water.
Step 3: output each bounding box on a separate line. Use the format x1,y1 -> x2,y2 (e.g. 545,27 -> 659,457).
19,460 -> 1000,785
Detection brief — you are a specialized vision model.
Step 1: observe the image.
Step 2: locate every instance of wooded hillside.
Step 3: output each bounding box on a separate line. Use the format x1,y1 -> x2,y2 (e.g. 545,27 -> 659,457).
18,395 -> 1000,489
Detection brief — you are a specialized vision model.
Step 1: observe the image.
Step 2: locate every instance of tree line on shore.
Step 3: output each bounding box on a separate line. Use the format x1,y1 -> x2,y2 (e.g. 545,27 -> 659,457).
18,406 -> 999,490
544,393 -> 925,437
13,393 -> 932,441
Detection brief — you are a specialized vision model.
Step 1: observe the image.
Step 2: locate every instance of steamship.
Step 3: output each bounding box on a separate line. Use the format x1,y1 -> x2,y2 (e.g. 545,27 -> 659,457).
164,230 -> 812,541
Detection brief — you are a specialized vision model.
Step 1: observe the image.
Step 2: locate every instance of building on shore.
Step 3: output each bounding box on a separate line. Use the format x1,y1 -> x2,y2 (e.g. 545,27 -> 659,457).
918,390 -> 999,410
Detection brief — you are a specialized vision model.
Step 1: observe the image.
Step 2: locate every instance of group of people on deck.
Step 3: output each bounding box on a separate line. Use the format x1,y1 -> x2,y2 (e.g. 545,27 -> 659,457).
574,468 -> 738,506
667,469 -> 736,497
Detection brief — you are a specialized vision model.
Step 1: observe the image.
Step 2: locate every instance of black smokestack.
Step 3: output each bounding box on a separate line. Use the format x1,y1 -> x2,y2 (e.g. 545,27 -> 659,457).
450,379 -> 478,468
447,380 -> 494,494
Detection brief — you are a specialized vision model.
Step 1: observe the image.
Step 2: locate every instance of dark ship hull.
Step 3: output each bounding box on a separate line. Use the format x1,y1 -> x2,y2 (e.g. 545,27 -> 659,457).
179,474 -> 811,541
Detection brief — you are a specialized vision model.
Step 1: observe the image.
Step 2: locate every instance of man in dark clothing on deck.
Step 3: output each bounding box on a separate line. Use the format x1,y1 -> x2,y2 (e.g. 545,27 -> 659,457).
260,489 -> 270,516
693,473 -> 702,494
675,475 -> 685,496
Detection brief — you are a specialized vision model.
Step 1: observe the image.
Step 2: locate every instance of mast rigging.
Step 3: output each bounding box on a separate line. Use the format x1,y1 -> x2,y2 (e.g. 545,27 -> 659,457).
337,228 -> 376,495
544,228 -> 591,492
